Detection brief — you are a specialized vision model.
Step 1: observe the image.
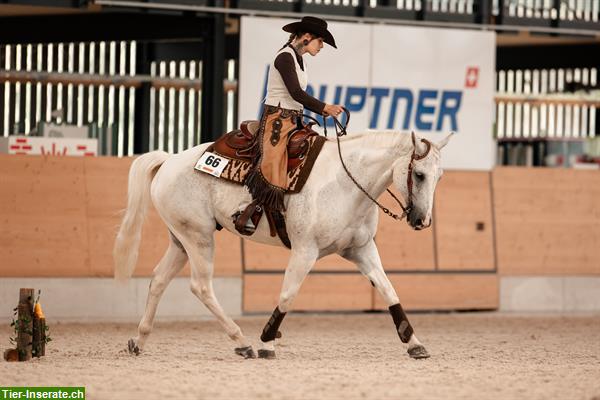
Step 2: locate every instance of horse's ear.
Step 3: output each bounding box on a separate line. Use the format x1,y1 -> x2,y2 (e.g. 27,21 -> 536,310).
437,132 -> 454,150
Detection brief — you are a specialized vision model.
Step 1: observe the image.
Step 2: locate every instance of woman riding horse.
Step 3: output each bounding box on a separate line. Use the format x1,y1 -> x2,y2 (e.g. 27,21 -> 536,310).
236,16 -> 345,233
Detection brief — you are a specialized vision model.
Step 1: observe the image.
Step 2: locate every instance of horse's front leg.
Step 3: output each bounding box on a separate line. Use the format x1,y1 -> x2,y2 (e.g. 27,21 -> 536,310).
258,247 -> 318,359
342,239 -> 430,359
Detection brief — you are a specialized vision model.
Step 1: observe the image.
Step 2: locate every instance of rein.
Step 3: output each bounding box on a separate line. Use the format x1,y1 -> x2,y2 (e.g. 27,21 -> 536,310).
323,108 -> 432,222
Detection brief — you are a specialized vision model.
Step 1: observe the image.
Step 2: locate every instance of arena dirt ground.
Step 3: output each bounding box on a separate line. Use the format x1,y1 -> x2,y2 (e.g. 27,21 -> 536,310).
1,312 -> 599,400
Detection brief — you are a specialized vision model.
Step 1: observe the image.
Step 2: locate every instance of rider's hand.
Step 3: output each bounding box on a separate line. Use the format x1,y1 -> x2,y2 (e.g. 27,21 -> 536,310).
323,104 -> 344,118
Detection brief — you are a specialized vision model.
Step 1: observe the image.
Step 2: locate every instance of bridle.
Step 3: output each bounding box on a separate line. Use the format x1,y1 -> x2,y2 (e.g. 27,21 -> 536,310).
322,108 -> 432,222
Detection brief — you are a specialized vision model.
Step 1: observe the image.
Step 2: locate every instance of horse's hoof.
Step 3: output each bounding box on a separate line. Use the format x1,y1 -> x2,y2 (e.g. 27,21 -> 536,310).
408,344 -> 430,359
234,346 -> 256,359
128,338 -> 140,356
257,349 -> 276,359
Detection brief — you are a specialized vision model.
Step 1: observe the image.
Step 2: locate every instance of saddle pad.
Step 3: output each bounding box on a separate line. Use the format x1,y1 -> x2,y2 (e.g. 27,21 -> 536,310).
199,135 -> 326,193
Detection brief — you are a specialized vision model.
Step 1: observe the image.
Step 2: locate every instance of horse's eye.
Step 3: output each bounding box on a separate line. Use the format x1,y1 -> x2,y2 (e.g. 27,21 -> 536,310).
415,172 -> 425,181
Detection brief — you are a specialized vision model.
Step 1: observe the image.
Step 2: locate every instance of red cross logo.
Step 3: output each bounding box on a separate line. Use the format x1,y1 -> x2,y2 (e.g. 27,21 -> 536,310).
465,67 -> 479,88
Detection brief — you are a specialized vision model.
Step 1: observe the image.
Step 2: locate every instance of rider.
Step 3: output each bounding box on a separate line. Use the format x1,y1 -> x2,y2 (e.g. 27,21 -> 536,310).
236,16 -> 344,234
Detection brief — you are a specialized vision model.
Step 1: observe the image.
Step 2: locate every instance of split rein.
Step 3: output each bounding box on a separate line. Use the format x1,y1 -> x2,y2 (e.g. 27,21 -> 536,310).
319,108 -> 432,222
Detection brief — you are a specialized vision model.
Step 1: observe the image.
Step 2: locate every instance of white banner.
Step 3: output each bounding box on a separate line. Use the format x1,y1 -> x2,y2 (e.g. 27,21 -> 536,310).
239,16 -> 496,170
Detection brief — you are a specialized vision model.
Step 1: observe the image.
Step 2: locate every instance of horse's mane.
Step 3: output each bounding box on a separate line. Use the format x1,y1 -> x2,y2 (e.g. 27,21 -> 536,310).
331,130 -> 441,159
332,130 -> 413,151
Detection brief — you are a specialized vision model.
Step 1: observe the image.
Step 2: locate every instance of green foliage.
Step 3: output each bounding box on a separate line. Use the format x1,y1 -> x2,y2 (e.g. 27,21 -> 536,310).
7,290 -> 51,353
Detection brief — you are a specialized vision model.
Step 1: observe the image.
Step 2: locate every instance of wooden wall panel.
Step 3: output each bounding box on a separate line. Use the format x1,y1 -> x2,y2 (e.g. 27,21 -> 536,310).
434,171 -> 495,271
243,273 -> 373,312
214,230 -> 242,276
376,188 -> 436,271
494,167 -> 600,275
0,155 -> 90,276
0,155 -> 239,278
373,273 -> 498,310
85,156 -> 135,277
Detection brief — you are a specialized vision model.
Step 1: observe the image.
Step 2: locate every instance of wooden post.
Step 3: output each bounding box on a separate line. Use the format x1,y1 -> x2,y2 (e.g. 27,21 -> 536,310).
32,314 -> 41,358
17,288 -> 34,361
40,317 -> 46,357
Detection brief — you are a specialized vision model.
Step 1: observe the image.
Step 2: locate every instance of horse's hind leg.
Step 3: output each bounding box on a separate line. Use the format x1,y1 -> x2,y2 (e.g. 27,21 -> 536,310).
183,231 -> 255,359
128,233 -> 187,355
341,239 -> 430,359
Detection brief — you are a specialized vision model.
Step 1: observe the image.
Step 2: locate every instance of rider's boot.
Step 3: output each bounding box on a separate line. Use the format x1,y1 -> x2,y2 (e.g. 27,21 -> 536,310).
233,200 -> 262,235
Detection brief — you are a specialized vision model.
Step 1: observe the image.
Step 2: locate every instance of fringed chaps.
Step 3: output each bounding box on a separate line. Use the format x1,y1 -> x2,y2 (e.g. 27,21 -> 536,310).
245,105 -> 300,212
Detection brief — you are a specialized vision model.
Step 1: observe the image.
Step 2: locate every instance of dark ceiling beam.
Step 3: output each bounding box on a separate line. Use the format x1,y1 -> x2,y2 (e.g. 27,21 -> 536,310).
0,11 -> 211,44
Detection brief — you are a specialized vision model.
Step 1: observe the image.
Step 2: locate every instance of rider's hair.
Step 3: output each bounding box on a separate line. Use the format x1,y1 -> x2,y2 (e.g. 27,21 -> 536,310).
281,31 -> 315,50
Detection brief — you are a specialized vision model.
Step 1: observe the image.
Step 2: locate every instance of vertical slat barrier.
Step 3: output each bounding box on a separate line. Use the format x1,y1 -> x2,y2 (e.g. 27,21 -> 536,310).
591,69 -> 597,137
168,61 -> 176,153
128,41 -> 136,156
197,61 -> 203,146
581,68 -> 589,137
67,43 -> 74,124
14,45 -> 21,133
506,70 -> 514,138
531,69 -> 539,138
496,70 -> 505,139
188,61 -> 196,148
149,61 -> 156,151
77,43 -> 85,127
56,43 -> 64,124
117,41 -> 126,157
45,43 -> 53,123
548,68 -> 556,137
25,44 -> 32,134
514,69 -> 523,138
158,61 -> 166,152
523,69 -> 531,138
0,40 -> 211,156
540,69 -> 548,137
178,61 -> 186,153
108,41 -> 116,155
226,59 -> 236,133
564,69 -> 572,137
88,42 -> 96,126
98,42 -> 106,133
4,45 -> 12,136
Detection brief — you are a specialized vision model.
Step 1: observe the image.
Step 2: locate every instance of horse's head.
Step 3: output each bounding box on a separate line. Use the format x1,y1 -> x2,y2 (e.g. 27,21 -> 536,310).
392,133 -> 452,230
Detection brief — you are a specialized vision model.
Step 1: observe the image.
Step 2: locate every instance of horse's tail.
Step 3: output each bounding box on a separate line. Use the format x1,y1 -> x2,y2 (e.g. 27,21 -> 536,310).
114,151 -> 169,281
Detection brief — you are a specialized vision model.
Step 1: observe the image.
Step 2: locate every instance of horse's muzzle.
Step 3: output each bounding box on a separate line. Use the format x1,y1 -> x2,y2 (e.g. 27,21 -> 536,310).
408,211 -> 430,230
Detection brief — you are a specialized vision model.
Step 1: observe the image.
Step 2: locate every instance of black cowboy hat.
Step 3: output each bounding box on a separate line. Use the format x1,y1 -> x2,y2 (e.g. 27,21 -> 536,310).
282,16 -> 337,49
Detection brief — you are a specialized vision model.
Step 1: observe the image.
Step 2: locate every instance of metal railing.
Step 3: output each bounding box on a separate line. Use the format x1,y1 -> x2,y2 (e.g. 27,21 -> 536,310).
495,67 -> 598,140
0,41 -> 240,156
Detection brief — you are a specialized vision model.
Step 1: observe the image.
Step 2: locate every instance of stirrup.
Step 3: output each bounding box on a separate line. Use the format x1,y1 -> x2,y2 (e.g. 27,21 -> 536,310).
233,201 -> 263,236
232,211 -> 256,235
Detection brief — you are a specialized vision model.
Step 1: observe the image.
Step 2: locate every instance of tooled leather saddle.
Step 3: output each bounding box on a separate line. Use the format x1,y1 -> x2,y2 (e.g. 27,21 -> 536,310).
209,120 -> 319,172
203,120 -> 326,249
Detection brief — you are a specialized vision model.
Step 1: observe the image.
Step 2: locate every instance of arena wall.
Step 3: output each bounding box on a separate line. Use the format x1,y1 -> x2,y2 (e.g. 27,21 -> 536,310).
1,155 -> 598,321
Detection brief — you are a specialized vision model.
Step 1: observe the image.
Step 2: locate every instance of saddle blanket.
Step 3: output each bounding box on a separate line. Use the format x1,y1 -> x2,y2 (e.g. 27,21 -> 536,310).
197,134 -> 326,193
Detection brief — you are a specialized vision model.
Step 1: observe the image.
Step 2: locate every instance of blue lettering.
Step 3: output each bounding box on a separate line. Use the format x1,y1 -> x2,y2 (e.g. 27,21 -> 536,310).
257,80 -> 464,133
369,88 -> 389,129
343,86 -> 366,126
415,90 -> 438,131
436,91 -> 462,132
387,89 -> 413,130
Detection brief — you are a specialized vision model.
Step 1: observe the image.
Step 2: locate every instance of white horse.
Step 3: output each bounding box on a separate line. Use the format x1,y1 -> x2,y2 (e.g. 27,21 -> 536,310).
114,130 -> 451,360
